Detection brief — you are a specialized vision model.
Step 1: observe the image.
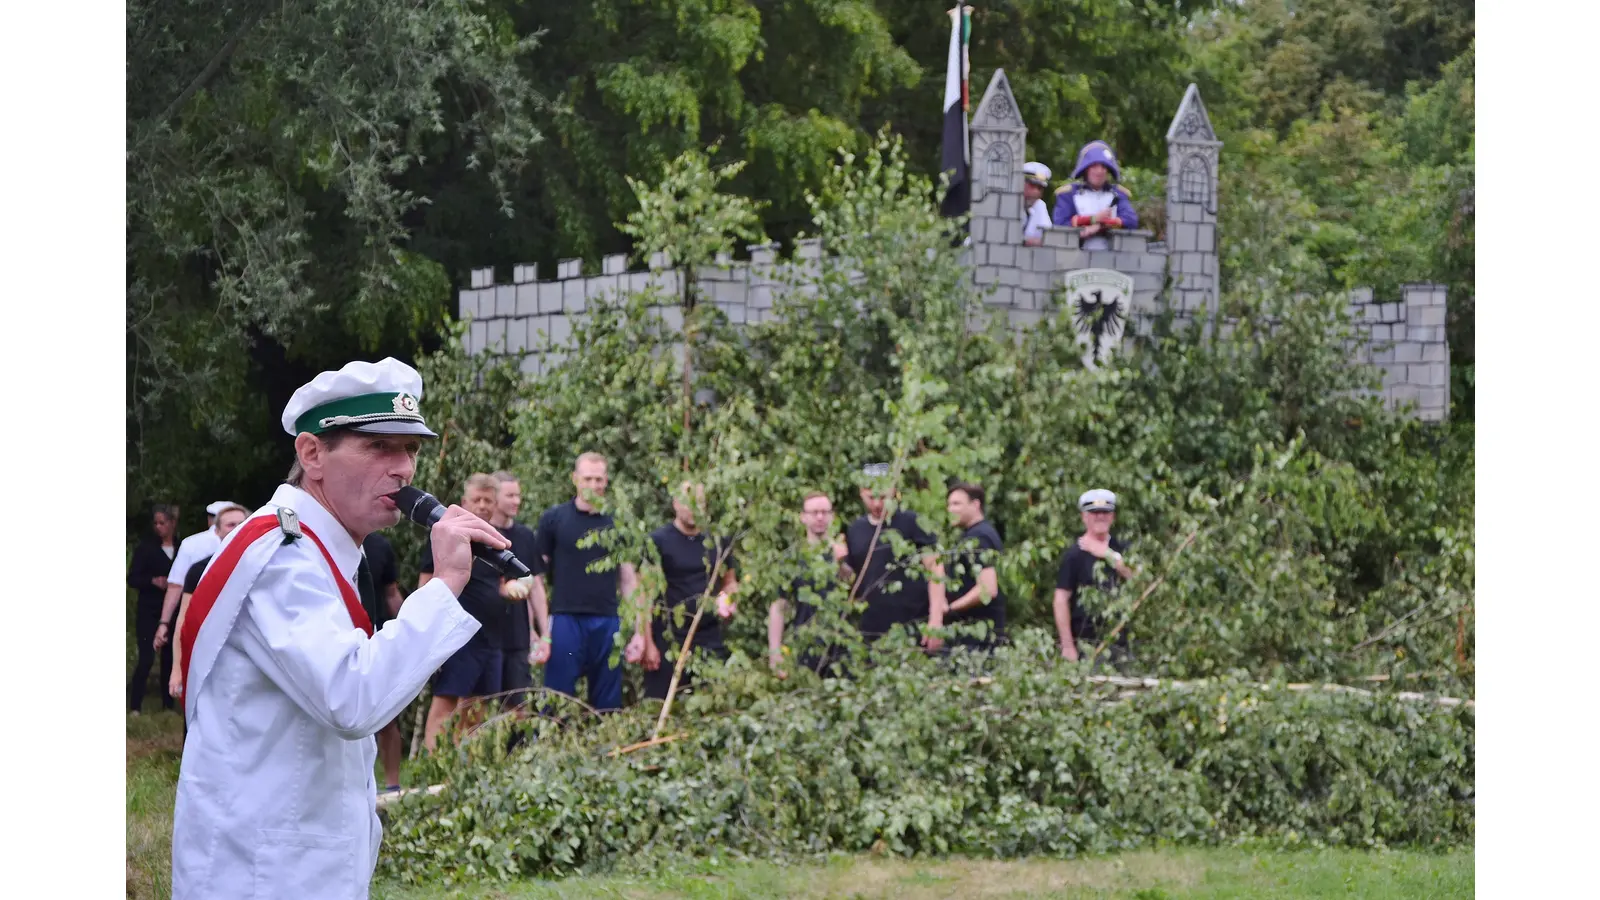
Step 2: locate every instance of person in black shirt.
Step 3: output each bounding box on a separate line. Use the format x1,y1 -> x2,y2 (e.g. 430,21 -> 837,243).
489,470 -> 542,712
169,552 -> 215,743
127,505 -> 179,714
844,463 -> 947,649
1054,488 -> 1137,662
943,483 -> 1006,650
643,481 -> 740,700
767,491 -> 851,677
173,552 -> 212,702
420,474 -> 512,749
362,530 -> 407,791
533,453 -> 640,712
362,532 -> 404,628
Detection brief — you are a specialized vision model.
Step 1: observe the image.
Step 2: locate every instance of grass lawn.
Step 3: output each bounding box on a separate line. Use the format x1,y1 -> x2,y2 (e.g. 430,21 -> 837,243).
127,709 -> 1471,900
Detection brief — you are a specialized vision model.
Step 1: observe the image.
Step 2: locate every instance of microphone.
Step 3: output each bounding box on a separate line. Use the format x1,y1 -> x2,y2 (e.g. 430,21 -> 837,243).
390,485 -> 533,579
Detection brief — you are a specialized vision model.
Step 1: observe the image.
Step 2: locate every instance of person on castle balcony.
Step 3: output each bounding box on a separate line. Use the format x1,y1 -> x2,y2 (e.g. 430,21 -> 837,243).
1051,140 -> 1138,251
1021,162 -> 1053,247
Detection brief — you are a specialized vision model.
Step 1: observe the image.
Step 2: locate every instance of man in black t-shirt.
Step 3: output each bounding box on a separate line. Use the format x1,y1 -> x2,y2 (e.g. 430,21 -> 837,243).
489,470 -> 542,712
1053,488 -> 1138,662
171,554 -> 211,706
533,452 -> 640,712
362,532 -> 403,628
642,481 -> 740,700
420,474 -> 513,749
767,491 -> 851,677
169,552 -> 214,742
943,483 -> 1006,650
844,463 -> 947,649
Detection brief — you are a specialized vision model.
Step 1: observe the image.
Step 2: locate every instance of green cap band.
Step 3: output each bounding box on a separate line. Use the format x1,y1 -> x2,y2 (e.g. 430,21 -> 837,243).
293,391 -> 425,435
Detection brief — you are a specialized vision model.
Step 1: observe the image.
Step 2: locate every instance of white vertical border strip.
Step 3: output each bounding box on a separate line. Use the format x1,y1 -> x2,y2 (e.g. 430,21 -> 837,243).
1477,1 -> 1599,896
0,1 -> 125,896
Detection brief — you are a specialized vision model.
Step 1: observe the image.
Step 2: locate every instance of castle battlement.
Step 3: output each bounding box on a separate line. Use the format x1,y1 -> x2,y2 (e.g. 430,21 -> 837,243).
458,71 -> 1449,422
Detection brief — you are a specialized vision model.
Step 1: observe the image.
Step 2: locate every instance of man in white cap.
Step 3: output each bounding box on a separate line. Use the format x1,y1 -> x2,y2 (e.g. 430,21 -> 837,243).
153,501 -> 247,654
1022,162 -> 1053,247
170,357 -> 506,900
1052,488 -> 1137,662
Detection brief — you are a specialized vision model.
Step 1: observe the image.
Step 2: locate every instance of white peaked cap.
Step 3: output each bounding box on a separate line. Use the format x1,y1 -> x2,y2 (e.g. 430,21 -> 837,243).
281,357 -> 436,438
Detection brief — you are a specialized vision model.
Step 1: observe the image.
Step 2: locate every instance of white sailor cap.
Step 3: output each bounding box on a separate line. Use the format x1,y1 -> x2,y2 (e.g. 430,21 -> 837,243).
1023,161 -> 1052,186
1078,489 -> 1117,512
281,357 -> 437,438
205,501 -> 246,516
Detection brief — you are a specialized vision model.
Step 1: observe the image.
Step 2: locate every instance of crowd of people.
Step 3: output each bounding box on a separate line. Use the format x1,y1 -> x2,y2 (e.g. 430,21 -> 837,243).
130,457 -> 1141,762
139,357 -> 1146,896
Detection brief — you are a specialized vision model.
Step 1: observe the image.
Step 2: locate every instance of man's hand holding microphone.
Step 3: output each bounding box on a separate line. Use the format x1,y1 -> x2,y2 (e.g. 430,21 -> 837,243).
425,505 -> 511,597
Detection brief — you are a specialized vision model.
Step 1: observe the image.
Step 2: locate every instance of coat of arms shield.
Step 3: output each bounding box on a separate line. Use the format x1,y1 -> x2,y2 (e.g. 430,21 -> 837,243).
1061,268 -> 1134,370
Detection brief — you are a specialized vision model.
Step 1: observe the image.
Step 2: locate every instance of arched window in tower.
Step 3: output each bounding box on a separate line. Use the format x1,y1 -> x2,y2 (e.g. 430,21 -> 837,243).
985,142 -> 1014,193
1179,154 -> 1209,204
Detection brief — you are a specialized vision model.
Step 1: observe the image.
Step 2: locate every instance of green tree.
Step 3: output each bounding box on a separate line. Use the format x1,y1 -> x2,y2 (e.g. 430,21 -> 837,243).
126,0 -> 544,515
1193,1 -> 1475,414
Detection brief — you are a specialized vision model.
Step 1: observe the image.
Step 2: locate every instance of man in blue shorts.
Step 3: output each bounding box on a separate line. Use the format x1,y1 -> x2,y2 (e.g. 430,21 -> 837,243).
489,470 -> 541,713
419,473 -> 512,748
532,452 -> 640,711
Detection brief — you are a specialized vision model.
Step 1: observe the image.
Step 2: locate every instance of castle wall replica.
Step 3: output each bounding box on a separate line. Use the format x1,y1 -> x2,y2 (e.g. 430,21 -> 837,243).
456,72 -> 1451,422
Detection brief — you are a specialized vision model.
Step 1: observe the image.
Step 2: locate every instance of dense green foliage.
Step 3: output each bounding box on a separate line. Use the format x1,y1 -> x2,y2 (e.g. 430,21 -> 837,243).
125,0 -> 1474,527
124,706 -> 1473,900
1193,3 -> 1475,405
380,635 -> 1473,883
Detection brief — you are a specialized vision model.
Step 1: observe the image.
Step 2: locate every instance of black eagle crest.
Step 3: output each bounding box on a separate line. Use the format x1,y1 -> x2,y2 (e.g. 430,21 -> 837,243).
1072,289 -> 1125,366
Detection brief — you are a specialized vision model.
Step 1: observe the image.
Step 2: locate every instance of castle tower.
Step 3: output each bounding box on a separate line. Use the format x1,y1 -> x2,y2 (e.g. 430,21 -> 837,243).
969,68 -> 1026,227
1165,84 -> 1222,319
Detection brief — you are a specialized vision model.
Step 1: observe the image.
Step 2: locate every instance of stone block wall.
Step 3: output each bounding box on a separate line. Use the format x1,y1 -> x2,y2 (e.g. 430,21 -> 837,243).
1345,283 -> 1452,421
458,247 -> 1449,422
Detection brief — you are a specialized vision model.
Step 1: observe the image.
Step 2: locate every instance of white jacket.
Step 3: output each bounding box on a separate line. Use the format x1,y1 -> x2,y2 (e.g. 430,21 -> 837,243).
172,484 -> 479,900
1071,188 -> 1118,250
1022,197 -> 1052,241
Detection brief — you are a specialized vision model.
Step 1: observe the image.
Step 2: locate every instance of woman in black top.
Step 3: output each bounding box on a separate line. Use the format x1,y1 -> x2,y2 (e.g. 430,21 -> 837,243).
126,506 -> 178,713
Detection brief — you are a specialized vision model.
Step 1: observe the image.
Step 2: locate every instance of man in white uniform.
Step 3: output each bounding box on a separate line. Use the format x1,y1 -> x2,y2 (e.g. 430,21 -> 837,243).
1021,161 -> 1053,246
170,357 -> 507,900
153,501 -> 245,652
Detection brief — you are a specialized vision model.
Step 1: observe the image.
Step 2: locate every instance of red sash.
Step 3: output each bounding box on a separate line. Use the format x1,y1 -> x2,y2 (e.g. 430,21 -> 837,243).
302,523 -> 376,639
179,517 -> 375,707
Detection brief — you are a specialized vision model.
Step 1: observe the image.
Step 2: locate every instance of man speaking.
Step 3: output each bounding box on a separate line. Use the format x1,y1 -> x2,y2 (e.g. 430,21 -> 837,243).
171,358 -> 507,899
